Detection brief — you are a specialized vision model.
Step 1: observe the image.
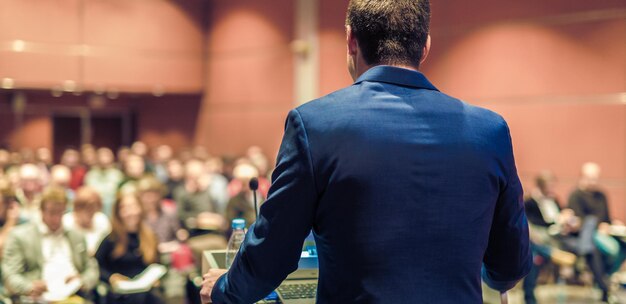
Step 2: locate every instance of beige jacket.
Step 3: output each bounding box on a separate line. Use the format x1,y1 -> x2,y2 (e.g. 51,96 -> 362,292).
1,223 -> 99,296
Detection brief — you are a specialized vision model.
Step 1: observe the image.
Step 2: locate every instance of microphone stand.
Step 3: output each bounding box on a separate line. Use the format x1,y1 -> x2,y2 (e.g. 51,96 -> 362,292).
249,178 -> 259,220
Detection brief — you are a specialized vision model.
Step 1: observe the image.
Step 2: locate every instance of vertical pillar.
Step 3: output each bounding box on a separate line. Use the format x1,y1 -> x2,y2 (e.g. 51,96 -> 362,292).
294,0 -> 320,105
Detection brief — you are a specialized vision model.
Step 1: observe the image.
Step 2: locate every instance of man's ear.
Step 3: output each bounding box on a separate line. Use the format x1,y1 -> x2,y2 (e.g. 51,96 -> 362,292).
420,34 -> 431,65
347,26 -> 358,57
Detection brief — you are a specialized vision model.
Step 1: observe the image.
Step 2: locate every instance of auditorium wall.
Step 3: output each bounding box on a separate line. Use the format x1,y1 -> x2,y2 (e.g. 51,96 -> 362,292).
0,0 -> 205,152
317,0 -> 626,220
196,0 -> 296,157
0,0 -> 625,220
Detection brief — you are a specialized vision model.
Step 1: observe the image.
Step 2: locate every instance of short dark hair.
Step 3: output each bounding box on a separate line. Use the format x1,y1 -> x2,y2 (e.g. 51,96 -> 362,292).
346,0 -> 431,68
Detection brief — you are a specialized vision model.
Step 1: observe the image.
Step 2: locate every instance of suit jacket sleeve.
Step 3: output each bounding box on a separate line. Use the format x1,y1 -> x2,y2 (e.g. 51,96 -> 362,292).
1,229 -> 34,295
481,121 -> 532,292
211,109 -> 318,303
524,198 -> 544,227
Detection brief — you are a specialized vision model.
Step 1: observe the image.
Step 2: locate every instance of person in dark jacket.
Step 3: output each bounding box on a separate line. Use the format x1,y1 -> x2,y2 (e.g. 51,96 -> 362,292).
95,194 -> 164,304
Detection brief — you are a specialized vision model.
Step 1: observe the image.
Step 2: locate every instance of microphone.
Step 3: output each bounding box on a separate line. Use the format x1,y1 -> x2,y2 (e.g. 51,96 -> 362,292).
249,178 -> 259,219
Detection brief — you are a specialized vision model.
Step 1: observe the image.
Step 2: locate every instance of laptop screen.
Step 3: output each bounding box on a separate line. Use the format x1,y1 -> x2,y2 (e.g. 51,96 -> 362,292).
298,231 -> 318,269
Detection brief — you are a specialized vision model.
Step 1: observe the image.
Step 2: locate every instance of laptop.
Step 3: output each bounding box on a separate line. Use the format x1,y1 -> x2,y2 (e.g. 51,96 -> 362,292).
275,232 -> 318,304
203,232 -> 319,304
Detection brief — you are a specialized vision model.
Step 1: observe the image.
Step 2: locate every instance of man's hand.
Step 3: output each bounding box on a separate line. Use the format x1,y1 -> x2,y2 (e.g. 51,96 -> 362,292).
200,269 -> 228,303
29,280 -> 47,297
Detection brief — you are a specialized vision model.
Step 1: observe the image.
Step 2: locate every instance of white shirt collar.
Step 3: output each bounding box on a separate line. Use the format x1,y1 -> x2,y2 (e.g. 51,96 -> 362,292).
38,221 -> 64,236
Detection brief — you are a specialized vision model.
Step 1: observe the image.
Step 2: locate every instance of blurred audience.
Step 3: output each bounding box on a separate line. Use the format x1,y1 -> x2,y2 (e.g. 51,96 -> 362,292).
0,180 -> 18,301
95,194 -> 163,304
0,142 -> 277,303
49,164 -> 75,204
119,154 -> 149,195
0,180 -> 19,256
164,159 -> 184,200
523,172 -> 577,304
63,187 -> 111,256
0,150 -> 10,175
152,145 -> 173,184
61,149 -> 87,190
1,186 -> 98,301
16,164 -> 43,223
568,162 -> 626,302
174,159 -> 224,234
137,177 -> 182,252
116,146 -> 131,170
85,148 -> 124,216
225,163 -> 263,230
228,152 -> 270,199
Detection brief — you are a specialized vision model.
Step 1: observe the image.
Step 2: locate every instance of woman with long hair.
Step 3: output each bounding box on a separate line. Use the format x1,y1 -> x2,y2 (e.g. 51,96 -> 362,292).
94,194 -> 164,304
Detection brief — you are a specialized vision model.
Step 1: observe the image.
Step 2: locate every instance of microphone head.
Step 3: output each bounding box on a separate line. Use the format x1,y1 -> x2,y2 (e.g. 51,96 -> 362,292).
249,177 -> 259,191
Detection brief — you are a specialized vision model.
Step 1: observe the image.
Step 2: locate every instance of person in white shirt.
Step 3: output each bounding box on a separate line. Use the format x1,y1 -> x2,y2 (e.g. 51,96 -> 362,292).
1,186 -> 99,301
63,186 -> 111,256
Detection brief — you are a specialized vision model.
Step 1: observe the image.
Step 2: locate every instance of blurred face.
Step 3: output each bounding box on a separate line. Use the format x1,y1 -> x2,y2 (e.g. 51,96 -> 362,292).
97,148 -> 115,167
155,145 -> 173,163
125,156 -> 145,178
139,190 -> 161,212
36,148 -> 52,165
74,202 -> 97,229
185,160 -> 204,180
117,147 -> 130,163
61,150 -> 80,167
205,157 -> 223,174
51,166 -> 71,187
42,201 -> 66,232
581,163 -> 601,190
542,179 -> 557,196
82,148 -> 97,166
131,142 -> 148,157
19,164 -> 41,193
0,150 -> 9,165
10,152 -> 22,165
167,160 -> 183,180
118,196 -> 142,232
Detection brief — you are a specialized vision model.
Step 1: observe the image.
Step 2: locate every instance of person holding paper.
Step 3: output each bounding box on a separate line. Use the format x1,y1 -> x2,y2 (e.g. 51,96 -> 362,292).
94,194 -> 164,304
1,186 -> 99,301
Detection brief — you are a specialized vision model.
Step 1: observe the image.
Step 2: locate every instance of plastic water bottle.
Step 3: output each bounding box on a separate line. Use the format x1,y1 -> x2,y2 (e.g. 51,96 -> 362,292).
225,218 -> 246,269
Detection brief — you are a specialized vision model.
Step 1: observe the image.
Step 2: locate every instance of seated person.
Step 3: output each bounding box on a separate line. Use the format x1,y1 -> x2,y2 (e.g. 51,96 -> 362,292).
174,159 -> 225,235
1,186 -> 99,301
63,186 -> 111,256
568,162 -> 626,302
0,179 -> 19,256
95,194 -> 164,304
137,177 -> 184,253
225,163 -> 264,231
15,163 -> 43,223
523,171 -> 577,304
0,179 -> 19,302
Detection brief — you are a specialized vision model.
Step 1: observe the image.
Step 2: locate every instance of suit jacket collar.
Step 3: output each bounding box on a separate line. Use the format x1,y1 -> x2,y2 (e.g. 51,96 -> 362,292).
354,65 -> 439,91
31,223 -> 84,270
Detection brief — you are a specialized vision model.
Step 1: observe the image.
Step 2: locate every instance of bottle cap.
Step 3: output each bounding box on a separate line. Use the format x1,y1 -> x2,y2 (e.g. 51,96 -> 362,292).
232,218 -> 246,229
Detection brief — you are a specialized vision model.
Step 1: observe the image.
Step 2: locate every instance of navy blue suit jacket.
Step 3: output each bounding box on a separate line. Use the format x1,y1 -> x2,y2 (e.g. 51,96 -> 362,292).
212,66 -> 532,303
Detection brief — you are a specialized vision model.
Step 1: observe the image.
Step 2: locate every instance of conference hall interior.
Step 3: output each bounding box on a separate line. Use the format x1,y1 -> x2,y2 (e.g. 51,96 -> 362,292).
0,0 -> 624,303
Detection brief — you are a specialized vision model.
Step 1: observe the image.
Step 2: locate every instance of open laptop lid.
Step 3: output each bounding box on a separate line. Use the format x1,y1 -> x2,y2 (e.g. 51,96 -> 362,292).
287,231 -> 319,280
203,231 -> 319,277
